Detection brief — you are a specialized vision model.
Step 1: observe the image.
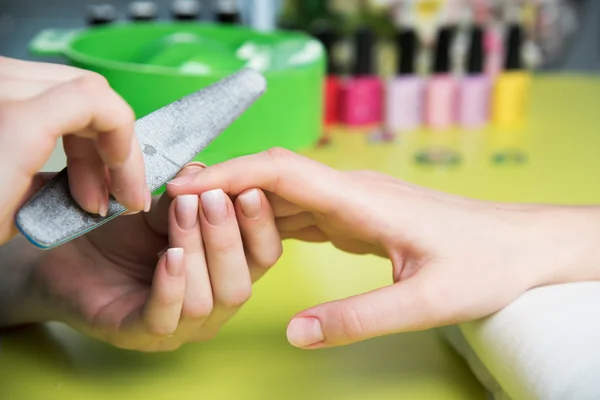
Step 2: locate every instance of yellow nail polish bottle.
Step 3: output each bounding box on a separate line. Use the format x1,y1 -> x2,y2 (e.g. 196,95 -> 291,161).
492,23 -> 531,127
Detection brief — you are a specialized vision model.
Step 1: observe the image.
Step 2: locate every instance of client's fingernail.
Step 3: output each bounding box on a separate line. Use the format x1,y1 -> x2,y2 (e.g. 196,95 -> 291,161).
176,195 -> 199,230
166,248 -> 184,277
168,175 -> 194,187
201,189 -> 227,226
287,318 -> 324,348
144,186 -> 152,213
238,189 -> 261,219
98,186 -> 108,218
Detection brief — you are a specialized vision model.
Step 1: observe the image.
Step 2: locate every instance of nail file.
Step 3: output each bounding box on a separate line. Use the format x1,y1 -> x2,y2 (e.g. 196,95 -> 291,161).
16,68 -> 267,250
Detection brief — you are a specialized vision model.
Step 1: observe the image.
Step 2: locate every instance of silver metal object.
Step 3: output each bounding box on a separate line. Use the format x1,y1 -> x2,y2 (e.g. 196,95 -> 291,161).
16,68 -> 267,250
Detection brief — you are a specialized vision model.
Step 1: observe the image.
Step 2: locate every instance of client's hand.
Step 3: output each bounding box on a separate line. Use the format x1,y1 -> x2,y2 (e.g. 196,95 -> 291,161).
29,164 -> 281,352
167,148 -> 600,349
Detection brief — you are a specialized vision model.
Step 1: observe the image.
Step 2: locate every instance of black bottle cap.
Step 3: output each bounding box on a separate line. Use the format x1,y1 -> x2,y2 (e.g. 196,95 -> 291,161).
87,4 -> 117,26
312,22 -> 339,75
432,26 -> 455,74
504,23 -> 523,70
353,26 -> 376,76
172,0 -> 201,20
215,0 -> 240,23
395,28 -> 418,75
129,1 -> 158,21
466,25 -> 485,74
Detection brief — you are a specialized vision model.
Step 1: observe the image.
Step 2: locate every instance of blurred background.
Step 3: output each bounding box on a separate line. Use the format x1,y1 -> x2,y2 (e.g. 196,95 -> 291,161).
0,0 -> 598,70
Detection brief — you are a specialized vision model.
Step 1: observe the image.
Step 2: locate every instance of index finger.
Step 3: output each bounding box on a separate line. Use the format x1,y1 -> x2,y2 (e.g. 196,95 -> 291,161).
166,148 -> 345,215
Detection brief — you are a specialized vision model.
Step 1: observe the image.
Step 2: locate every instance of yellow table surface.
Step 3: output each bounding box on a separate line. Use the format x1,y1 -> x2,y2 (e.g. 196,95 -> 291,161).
2,74 -> 600,400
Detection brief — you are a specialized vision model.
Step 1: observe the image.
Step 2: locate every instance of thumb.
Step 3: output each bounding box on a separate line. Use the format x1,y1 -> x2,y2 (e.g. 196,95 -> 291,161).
286,277 -> 444,349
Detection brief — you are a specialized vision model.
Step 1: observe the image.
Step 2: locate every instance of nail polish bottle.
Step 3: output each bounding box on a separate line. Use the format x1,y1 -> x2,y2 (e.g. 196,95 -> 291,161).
492,23 -> 531,127
313,24 -> 341,128
425,26 -> 458,130
172,0 -> 202,21
214,0 -> 240,24
128,1 -> 158,21
386,27 -> 424,133
86,4 -> 117,26
459,25 -> 490,129
340,27 -> 383,128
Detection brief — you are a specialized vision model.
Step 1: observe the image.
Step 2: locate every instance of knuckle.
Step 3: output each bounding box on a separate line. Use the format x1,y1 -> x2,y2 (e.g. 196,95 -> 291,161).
182,298 -> 213,320
76,71 -> 110,90
266,146 -> 295,162
146,321 -> 177,337
337,305 -> 367,343
251,243 -> 283,270
219,285 -> 252,309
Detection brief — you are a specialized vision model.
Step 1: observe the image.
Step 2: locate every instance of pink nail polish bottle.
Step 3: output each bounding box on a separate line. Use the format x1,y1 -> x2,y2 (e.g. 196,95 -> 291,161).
386,27 -> 424,133
459,26 -> 490,129
425,26 -> 458,131
340,27 -> 383,128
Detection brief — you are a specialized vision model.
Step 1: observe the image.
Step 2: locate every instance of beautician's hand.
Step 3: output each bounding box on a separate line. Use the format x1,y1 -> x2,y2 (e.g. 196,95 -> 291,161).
167,148 -> 600,349
0,56 -> 149,244
18,164 -> 281,352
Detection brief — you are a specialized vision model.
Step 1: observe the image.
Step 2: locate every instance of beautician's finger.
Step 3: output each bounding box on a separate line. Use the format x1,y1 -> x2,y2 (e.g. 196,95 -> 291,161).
190,189 -> 252,340
0,56 -> 87,82
0,73 -> 148,213
0,77 -> 55,102
265,192 -> 304,217
142,248 -> 186,337
144,162 -> 208,236
167,148 -> 345,215
63,136 -> 109,216
280,226 -> 328,243
235,189 -> 282,282
169,195 -> 214,331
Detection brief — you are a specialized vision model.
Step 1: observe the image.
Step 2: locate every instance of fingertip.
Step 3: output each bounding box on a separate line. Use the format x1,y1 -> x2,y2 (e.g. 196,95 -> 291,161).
166,248 -> 185,277
237,189 -> 262,219
286,317 -> 325,349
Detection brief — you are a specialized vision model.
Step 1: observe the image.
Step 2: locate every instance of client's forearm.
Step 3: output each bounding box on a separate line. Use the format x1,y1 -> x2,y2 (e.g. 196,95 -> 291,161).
531,205 -> 600,287
0,235 -> 48,329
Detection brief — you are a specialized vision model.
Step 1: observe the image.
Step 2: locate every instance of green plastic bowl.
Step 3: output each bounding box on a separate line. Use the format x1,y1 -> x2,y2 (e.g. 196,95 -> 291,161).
30,23 -> 325,168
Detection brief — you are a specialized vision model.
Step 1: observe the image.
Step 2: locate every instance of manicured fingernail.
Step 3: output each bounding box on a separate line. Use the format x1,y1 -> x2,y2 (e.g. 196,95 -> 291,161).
287,318 -> 324,348
144,186 -> 152,213
201,189 -> 227,226
98,187 -> 108,217
238,189 -> 261,219
166,248 -> 184,277
176,195 -> 199,230
157,246 -> 168,259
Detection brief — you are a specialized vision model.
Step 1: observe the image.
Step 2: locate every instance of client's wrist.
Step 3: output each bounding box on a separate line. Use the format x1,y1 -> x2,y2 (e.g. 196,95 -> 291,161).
526,205 -> 600,287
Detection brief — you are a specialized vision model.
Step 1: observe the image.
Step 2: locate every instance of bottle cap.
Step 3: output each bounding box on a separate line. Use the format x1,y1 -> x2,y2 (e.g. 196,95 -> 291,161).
432,26 -> 455,74
312,22 -> 339,75
396,28 -> 418,75
504,23 -> 523,70
87,4 -> 117,26
353,26 -> 376,76
466,25 -> 485,74
172,0 -> 201,20
129,1 -> 158,21
215,0 -> 240,23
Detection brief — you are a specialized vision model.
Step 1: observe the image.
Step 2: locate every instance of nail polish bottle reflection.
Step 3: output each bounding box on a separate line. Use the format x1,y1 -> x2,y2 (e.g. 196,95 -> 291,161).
86,4 -> 117,26
128,1 -> 158,21
340,27 -> 383,128
214,0 -> 240,24
425,26 -> 458,130
172,0 -> 202,21
459,25 -> 490,129
386,27 -> 424,133
492,23 -> 531,127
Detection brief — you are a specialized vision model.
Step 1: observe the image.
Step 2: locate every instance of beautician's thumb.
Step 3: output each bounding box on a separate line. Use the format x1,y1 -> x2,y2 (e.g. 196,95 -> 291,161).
286,279 -> 440,349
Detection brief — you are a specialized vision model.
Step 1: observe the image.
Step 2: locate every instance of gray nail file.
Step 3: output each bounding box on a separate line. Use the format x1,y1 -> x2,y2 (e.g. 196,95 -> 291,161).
16,68 -> 267,250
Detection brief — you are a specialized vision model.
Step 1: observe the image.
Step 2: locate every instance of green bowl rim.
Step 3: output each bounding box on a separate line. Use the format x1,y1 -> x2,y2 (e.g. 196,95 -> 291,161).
61,21 -> 325,78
